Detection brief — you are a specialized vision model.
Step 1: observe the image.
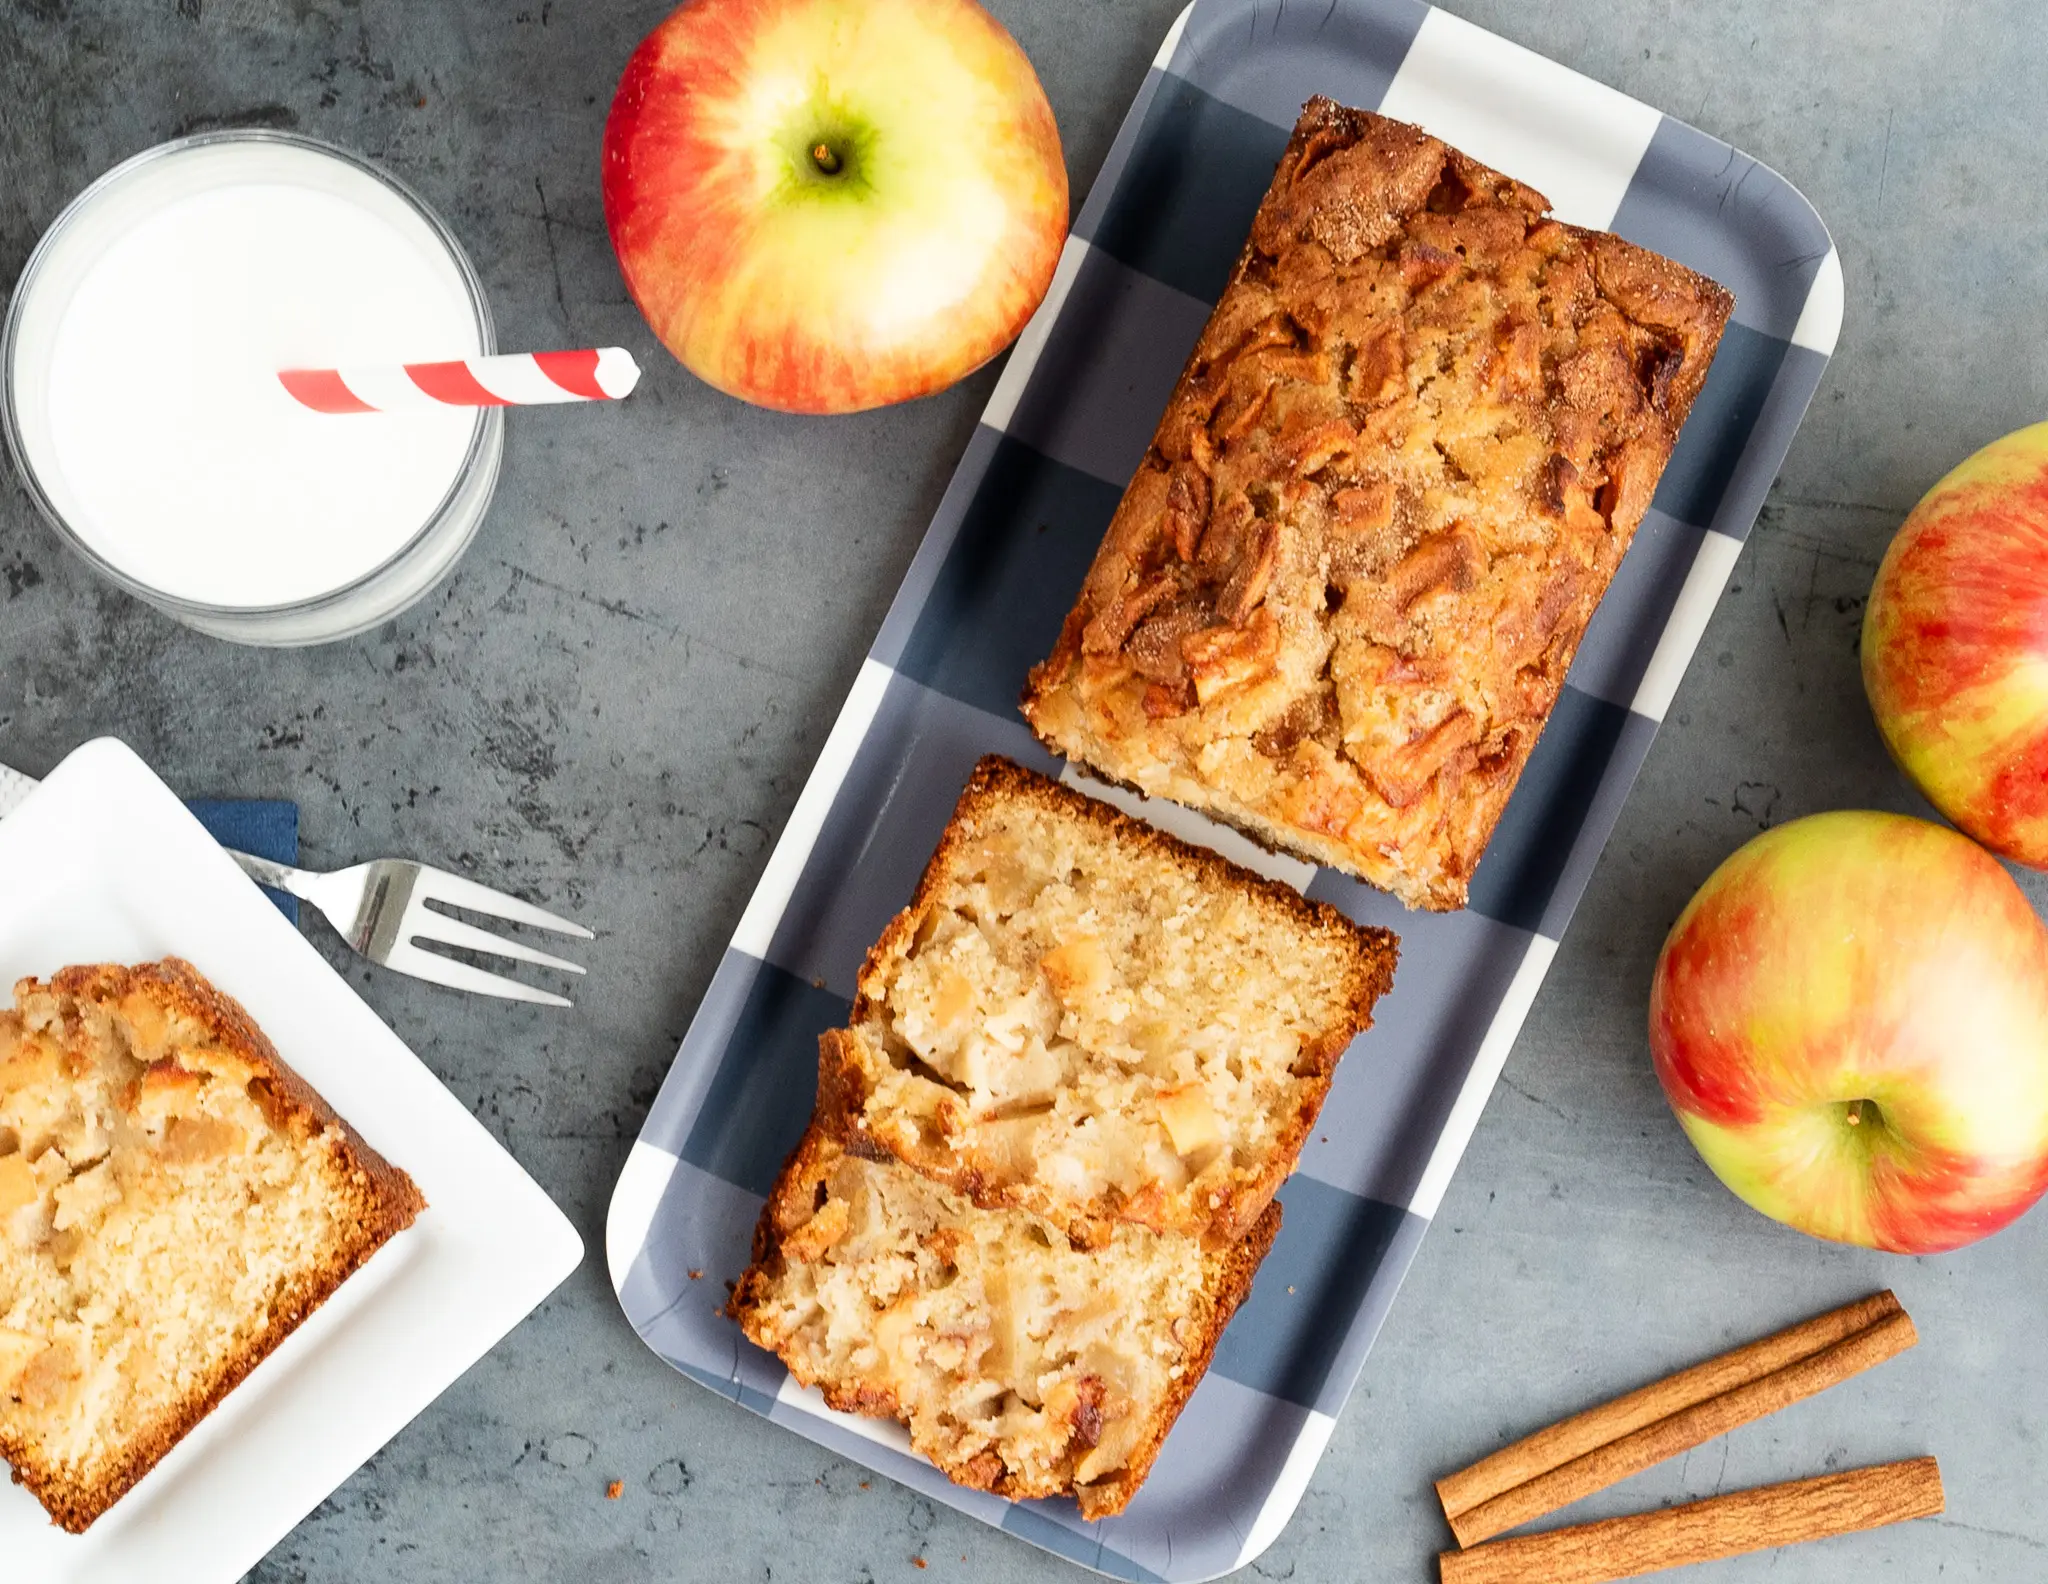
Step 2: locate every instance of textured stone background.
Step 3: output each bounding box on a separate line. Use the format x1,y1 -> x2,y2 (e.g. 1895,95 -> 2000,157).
3,0 -> 2047,1579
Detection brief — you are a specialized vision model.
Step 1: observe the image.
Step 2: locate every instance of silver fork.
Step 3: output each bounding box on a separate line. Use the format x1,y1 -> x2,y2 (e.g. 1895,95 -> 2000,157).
0,761 -> 590,1007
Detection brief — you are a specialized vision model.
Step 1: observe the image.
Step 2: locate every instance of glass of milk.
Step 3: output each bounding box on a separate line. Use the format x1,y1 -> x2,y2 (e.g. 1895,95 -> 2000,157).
2,131 -> 502,645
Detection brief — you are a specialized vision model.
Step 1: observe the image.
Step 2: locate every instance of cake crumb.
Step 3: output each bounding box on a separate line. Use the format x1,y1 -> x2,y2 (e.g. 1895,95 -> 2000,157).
687,1268 -> 704,1280
913,1560 -> 927,1571
606,1480 -> 623,1501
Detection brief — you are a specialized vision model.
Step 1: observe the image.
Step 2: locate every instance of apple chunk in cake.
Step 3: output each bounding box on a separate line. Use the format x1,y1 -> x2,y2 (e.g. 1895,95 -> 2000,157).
825,757 -> 1395,1247
730,1121 -> 1278,1519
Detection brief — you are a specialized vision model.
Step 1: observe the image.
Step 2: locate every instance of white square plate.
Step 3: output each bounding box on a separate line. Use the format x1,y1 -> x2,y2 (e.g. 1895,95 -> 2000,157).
1,738 -> 583,1583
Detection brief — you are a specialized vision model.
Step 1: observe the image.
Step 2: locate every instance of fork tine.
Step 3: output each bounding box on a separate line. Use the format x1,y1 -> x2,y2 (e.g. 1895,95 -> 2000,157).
403,906 -> 587,975
410,868 -> 595,939
382,940 -> 574,1007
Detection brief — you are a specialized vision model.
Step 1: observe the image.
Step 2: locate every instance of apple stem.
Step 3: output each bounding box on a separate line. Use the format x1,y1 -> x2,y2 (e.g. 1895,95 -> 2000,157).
810,142 -> 841,176
1848,1102 -> 1862,1126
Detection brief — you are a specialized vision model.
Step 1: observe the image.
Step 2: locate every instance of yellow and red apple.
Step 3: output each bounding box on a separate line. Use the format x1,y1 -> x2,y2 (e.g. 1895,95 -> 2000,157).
602,0 -> 1068,414
1650,810 -> 2048,1253
1864,422 -> 2048,864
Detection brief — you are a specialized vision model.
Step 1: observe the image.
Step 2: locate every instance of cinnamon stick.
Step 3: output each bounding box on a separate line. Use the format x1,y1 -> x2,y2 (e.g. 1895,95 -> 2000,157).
1437,1291 -> 1904,1535
1448,1308 -> 1917,1546
1437,1457 -> 1943,1584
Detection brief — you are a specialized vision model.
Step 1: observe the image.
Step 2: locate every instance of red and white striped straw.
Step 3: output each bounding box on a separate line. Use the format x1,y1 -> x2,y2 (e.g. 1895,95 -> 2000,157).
278,347 -> 641,413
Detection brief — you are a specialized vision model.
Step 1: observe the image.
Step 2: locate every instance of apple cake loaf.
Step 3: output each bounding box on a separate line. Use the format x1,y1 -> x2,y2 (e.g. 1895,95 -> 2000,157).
0,960 -> 423,1532
824,756 -> 1395,1247
1022,98 -> 1733,910
730,1117 -> 1278,1519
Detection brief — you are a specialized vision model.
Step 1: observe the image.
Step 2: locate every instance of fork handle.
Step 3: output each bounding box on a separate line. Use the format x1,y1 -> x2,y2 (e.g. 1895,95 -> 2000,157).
0,763 -> 309,896
227,847 -> 315,896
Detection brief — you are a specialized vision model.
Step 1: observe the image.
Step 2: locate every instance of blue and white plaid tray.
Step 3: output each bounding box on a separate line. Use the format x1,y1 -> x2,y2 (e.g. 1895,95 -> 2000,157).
607,2 -> 1838,1576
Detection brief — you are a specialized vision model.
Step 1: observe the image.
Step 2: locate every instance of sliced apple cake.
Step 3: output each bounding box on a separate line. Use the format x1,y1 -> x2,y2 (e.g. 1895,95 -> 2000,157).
823,756 -> 1396,1247
730,1116 -> 1278,1518
0,959 -> 423,1532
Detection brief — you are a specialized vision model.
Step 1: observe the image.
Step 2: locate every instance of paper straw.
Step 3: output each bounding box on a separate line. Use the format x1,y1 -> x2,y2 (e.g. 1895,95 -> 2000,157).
279,347 -> 641,412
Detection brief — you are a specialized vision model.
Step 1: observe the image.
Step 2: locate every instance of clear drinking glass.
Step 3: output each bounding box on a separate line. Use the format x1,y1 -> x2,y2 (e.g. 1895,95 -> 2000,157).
1,130 -> 503,646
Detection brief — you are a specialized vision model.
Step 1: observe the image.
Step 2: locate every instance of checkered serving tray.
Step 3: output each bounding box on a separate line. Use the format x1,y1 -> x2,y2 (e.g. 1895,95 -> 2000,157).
606,2 -> 1838,1576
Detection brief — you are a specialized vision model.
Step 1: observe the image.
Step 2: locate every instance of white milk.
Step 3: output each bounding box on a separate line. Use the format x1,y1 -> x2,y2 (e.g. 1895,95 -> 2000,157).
4,135 -> 497,631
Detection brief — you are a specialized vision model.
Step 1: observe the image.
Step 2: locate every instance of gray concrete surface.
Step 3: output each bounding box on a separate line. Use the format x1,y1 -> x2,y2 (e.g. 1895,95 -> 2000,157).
3,0 -> 2046,1579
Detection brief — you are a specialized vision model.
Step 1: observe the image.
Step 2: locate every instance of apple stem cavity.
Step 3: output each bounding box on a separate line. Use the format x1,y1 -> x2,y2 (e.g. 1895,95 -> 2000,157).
1836,1098 -> 1890,1159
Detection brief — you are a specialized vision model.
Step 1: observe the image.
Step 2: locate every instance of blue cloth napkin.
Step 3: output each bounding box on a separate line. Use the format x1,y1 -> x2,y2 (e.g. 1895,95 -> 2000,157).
185,799 -> 300,925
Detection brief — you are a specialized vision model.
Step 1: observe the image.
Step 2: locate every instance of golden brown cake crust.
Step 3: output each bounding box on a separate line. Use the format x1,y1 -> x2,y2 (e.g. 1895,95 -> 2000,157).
831,756 -> 1396,1247
730,1113 -> 1279,1519
0,959 -> 424,1533
1022,98 -> 1733,909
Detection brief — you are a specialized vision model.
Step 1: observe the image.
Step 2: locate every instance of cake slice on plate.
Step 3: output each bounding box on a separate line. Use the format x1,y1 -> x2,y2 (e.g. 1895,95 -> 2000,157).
0,959 -> 423,1533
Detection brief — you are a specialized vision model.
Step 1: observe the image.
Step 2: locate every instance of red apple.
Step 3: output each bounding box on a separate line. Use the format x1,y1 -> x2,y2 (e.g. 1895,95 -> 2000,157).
1649,810 -> 2048,1253
1864,421 -> 2048,864
602,0 -> 1068,414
